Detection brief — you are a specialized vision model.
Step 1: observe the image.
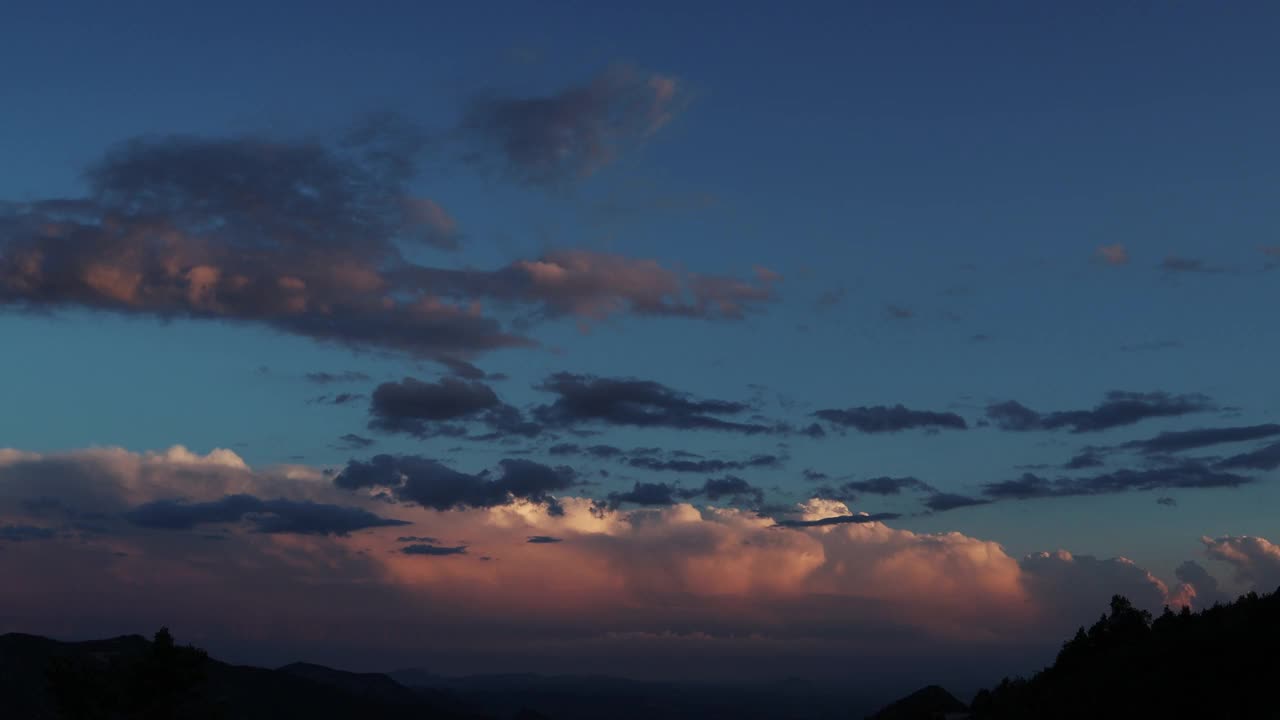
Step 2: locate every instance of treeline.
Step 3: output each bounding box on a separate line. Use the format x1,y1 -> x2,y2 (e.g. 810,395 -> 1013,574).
970,588 -> 1280,719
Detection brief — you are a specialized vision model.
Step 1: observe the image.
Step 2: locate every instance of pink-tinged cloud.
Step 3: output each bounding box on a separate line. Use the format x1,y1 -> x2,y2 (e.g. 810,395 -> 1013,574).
1,132 -> 772,369
1095,244 -> 1130,266
1202,535 -> 1280,591
0,445 -> 1187,681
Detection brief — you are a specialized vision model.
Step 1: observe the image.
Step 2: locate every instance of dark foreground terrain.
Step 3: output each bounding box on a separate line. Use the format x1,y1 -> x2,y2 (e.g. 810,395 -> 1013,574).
871,585 -> 1280,719
0,629 -> 876,719
5,586 -> 1278,719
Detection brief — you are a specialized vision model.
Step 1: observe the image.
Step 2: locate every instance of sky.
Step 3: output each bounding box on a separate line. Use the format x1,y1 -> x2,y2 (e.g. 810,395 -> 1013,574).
3,0 -> 1280,693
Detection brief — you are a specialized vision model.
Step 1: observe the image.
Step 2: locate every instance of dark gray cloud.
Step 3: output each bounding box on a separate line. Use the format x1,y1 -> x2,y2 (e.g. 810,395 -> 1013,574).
774,512 -> 901,528
922,493 -> 990,512
367,376 -> 539,439
837,476 -> 935,496
305,370 -> 371,385
533,373 -> 772,434
548,443 -> 625,458
334,455 -> 575,513
685,476 -> 765,506
812,405 -> 967,434
334,433 -> 376,450
1156,496 -> 1177,507
606,482 -> 680,507
0,525 -> 58,542
626,454 -> 781,474
1215,440 -> 1280,471
982,461 -> 1252,500
884,304 -> 914,320
526,535 -> 563,544
985,391 -> 1214,433
1123,424 -> 1280,455
396,535 -> 440,543
1063,451 -> 1105,470
401,543 -> 467,556
460,65 -> 680,186
311,392 -> 364,406
124,494 -> 409,535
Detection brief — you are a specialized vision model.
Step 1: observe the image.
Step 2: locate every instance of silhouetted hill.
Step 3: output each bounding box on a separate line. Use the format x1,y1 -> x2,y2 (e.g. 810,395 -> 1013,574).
0,629 -> 486,719
866,685 -> 967,720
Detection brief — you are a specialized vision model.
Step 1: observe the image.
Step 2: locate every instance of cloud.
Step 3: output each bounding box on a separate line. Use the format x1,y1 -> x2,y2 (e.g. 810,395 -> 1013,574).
1123,424 -> 1280,455
305,371 -> 372,385
985,391 -> 1214,433
1202,536 -> 1280,592
333,434 -> 376,450
982,460 -> 1252,500
922,493 -> 991,512
533,373 -> 773,434
1173,560 -> 1228,608
1160,256 -> 1224,274
401,543 -> 467,556
832,476 -> 935,496
0,134 -> 774,369
412,250 -> 778,322
812,405 -> 967,434
125,494 -> 410,535
367,376 -> 538,439
1156,496 -> 1177,507
0,524 -> 57,542
1020,551 -> 1173,620
334,455 -> 575,514
606,482 -> 680,507
1095,244 -> 1129,266
460,66 -> 681,185
626,454 -> 781,473
0,446 -> 1199,683
548,443 -> 625,458
774,512 -> 902,528
885,304 -> 914,320
1215,440 -> 1280,471
526,535 -> 564,544
310,392 -> 364,406
1062,452 -> 1104,470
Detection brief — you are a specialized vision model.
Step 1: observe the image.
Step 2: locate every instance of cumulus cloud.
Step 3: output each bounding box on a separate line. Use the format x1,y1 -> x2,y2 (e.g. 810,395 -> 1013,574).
985,391 -> 1214,433
0,446 -> 1197,682
460,66 -> 681,185
1202,535 -> 1280,592
812,405 -> 967,434
1173,560 -> 1229,608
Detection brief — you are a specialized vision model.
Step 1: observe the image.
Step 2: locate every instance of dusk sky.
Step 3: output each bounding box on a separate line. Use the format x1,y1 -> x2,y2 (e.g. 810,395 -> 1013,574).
3,1 -> 1280,693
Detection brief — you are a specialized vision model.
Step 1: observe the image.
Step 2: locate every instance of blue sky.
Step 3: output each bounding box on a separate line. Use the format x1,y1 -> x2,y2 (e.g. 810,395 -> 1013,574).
2,1 -> 1279,684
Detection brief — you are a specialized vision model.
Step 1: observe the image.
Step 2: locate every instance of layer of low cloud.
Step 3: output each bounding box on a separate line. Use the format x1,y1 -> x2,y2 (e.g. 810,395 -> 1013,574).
986,391 -> 1214,433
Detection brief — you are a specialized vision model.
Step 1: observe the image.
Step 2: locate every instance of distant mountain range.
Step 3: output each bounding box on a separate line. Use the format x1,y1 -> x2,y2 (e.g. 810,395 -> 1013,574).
0,631 -> 878,719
